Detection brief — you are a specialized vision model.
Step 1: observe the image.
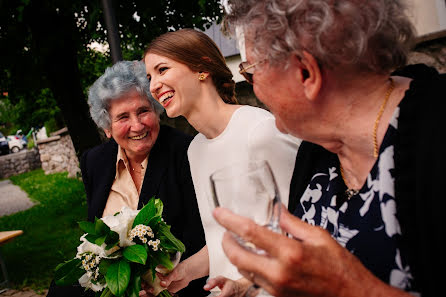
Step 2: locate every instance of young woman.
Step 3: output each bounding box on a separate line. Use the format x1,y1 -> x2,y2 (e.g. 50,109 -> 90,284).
143,29 -> 300,297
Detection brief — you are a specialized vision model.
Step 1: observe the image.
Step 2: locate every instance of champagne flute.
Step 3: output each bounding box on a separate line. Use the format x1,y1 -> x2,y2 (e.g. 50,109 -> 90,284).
210,160 -> 281,296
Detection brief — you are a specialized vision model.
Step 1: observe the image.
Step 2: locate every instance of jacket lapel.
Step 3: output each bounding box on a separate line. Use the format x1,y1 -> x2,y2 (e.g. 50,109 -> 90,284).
138,126 -> 168,208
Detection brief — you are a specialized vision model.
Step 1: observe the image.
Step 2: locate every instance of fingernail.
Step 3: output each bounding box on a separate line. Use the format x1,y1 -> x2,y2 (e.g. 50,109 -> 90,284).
203,284 -> 210,290
160,281 -> 167,287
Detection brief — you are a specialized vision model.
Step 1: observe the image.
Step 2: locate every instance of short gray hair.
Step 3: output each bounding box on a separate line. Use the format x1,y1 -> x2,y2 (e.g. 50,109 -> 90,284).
224,0 -> 416,73
87,60 -> 164,130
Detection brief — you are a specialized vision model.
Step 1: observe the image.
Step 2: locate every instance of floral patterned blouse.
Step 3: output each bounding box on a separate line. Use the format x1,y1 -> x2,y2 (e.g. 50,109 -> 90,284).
294,106 -> 420,295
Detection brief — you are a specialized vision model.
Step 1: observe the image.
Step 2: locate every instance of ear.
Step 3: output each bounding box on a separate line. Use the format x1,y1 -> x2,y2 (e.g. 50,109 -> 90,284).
297,51 -> 322,101
104,129 -> 112,138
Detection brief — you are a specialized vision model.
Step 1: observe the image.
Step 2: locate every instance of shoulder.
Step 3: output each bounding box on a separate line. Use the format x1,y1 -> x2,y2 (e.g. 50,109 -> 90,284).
157,125 -> 193,150
154,125 -> 194,164
81,139 -> 117,166
235,105 -> 274,121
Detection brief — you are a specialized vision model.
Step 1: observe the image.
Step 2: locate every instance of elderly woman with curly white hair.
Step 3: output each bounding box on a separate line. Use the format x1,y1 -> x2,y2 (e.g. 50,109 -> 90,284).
212,0 -> 446,296
46,61 -> 208,297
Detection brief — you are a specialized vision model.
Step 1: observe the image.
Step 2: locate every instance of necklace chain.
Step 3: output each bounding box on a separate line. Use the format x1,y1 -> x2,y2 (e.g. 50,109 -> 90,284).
339,77 -> 395,200
372,78 -> 395,158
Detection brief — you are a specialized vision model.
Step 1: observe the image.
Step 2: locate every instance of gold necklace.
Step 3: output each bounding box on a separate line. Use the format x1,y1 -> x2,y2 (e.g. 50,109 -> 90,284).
373,78 -> 395,158
339,77 -> 395,200
339,164 -> 359,200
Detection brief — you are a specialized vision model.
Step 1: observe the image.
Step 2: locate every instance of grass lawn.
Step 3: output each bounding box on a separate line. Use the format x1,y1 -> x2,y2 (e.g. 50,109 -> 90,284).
0,169 -> 87,292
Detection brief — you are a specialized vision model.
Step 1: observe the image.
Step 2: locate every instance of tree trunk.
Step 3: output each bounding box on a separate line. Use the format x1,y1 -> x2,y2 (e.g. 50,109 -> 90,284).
27,1 -> 102,159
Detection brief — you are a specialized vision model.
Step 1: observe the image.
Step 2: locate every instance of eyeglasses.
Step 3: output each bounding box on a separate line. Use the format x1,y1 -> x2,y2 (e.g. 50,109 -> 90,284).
238,60 -> 263,84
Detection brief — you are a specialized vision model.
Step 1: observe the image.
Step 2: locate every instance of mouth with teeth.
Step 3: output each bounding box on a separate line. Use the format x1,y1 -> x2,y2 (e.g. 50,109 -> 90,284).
158,91 -> 174,108
129,131 -> 148,140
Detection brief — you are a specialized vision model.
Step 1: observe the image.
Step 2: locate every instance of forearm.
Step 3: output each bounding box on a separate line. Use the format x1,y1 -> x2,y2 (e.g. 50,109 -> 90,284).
182,245 -> 209,281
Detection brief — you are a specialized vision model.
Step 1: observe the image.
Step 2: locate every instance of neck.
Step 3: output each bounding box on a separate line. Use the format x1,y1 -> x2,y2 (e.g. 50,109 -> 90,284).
125,151 -> 148,166
310,72 -> 394,155
310,72 -> 405,189
184,87 -> 239,139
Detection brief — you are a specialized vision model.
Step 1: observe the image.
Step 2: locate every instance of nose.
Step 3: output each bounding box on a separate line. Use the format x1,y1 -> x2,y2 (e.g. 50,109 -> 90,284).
129,115 -> 144,131
149,76 -> 162,100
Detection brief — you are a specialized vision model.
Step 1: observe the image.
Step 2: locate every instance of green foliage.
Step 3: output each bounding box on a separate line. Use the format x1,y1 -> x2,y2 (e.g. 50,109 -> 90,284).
54,258 -> 84,286
54,198 -> 182,296
0,169 -> 87,291
105,260 -> 131,296
0,88 -> 63,134
123,245 -> 147,265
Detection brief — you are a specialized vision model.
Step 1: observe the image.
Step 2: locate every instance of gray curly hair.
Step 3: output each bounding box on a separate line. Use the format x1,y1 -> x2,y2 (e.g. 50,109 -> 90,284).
223,0 -> 416,73
87,60 -> 164,130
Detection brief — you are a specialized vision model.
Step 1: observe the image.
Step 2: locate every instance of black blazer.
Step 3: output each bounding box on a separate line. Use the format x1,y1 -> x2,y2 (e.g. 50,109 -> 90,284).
48,125 -> 208,297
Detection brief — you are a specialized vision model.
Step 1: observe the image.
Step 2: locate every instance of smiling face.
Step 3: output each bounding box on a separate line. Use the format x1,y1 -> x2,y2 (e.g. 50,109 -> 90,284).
104,89 -> 160,161
144,53 -> 202,119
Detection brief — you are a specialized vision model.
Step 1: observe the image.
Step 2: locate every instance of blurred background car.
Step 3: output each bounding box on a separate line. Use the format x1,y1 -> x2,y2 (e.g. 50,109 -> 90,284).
7,135 -> 24,153
0,131 -> 9,155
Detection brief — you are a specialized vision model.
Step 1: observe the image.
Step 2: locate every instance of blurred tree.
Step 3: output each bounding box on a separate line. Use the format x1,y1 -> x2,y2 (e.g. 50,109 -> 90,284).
0,0 -> 222,157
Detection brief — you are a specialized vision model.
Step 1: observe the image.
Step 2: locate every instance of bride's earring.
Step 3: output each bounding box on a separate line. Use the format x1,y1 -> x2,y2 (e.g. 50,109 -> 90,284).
198,73 -> 206,81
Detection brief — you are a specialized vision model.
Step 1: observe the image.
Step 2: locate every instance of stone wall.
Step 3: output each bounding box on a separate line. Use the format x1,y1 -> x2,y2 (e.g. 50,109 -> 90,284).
36,127 -> 80,178
0,149 -> 41,179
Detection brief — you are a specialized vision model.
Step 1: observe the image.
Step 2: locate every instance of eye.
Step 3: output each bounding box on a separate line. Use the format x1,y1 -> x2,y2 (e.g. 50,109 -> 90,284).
146,74 -> 151,82
138,107 -> 151,115
116,114 -> 129,121
159,67 -> 168,74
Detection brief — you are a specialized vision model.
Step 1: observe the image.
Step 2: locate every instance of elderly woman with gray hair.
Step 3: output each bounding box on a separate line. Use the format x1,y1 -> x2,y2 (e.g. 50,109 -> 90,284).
46,61 -> 208,297
212,0 -> 445,296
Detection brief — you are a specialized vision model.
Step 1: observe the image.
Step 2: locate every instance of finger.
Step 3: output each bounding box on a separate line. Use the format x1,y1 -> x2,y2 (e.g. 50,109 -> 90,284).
280,206 -> 323,243
238,270 -> 275,296
166,281 -> 185,293
214,207 -> 298,258
204,276 -> 226,291
157,271 -> 173,287
220,231 -> 278,280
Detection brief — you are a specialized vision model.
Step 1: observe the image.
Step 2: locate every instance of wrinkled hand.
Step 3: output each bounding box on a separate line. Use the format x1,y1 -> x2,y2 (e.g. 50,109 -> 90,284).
204,276 -> 252,297
213,206 -> 411,297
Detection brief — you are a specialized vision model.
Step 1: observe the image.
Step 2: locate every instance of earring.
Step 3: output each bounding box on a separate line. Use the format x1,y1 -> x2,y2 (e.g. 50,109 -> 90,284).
198,73 -> 206,81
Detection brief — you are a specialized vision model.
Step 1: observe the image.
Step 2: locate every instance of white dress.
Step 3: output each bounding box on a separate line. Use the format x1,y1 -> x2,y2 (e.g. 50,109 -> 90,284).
188,106 -> 301,281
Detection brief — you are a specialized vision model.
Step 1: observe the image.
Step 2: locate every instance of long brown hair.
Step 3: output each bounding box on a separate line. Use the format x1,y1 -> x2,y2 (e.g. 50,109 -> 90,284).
144,29 -> 237,104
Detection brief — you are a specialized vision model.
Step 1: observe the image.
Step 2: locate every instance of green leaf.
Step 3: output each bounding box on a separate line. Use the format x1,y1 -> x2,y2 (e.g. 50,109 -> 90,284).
153,198 -> 163,217
105,230 -> 119,246
78,221 -> 96,235
85,233 -> 99,244
126,274 -> 141,297
158,224 -> 185,253
95,235 -> 107,246
105,259 -> 131,297
54,258 -> 85,286
151,251 -> 173,271
123,245 -> 147,265
98,259 -> 113,275
95,218 -> 111,236
132,197 -> 158,227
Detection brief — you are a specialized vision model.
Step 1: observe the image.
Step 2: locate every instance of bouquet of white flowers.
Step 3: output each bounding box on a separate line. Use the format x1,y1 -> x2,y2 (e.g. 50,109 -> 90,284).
54,198 -> 185,297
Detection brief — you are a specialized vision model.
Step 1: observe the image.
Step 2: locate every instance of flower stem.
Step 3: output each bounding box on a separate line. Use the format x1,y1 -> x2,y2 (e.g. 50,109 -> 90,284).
159,290 -> 172,297
99,287 -> 113,297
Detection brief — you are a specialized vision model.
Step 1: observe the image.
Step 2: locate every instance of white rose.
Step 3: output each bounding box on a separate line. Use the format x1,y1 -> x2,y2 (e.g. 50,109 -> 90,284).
76,234 -> 108,258
78,273 -> 106,292
101,206 -> 139,247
